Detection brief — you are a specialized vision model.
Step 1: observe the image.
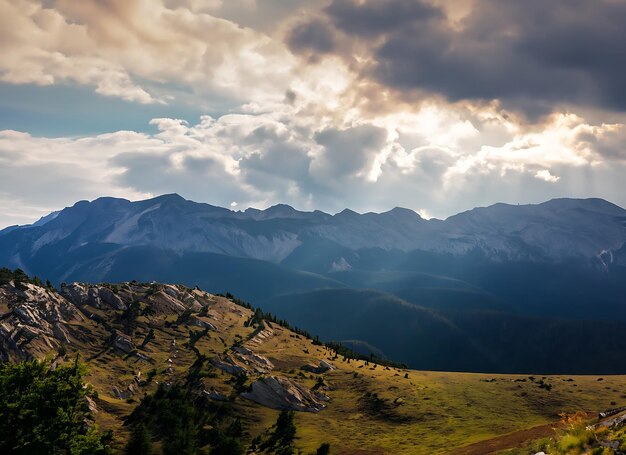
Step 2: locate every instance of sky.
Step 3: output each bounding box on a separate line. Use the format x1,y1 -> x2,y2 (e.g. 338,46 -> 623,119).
1,0 -> 626,227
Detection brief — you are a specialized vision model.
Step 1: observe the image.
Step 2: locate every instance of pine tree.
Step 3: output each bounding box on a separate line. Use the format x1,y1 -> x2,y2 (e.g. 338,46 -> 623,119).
125,424 -> 153,455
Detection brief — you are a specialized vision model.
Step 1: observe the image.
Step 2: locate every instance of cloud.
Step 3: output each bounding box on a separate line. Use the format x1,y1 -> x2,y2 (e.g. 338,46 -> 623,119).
2,0 -> 626,227
535,170 -> 560,183
0,0 -> 296,105
290,0 -> 626,116
325,0 -> 441,38
286,20 -> 338,56
312,125 -> 388,182
2,104 -> 626,228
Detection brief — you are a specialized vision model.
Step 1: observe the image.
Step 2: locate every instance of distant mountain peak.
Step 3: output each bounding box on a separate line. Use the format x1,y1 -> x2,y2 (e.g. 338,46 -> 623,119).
383,207 -> 423,220
335,208 -> 360,218
2,194 -> 625,266
264,203 -> 297,213
149,193 -> 187,203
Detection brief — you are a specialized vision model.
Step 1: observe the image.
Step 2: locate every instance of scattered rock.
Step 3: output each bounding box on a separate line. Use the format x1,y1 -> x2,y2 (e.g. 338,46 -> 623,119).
135,352 -> 151,362
599,406 -> 626,419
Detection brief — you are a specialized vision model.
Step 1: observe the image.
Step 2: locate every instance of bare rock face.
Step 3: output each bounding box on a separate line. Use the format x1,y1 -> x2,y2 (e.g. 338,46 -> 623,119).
241,376 -> 326,412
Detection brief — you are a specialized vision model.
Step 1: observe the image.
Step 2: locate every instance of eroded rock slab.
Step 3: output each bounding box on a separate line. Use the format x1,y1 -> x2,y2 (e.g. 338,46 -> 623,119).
241,376 -> 326,412
301,360 -> 335,374
61,283 -> 126,310
210,354 -> 249,376
233,346 -> 274,373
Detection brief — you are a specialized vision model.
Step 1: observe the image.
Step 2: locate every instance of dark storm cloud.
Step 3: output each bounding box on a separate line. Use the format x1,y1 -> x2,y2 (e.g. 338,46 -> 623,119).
290,0 -> 626,114
324,0 -> 441,37
286,19 -> 337,54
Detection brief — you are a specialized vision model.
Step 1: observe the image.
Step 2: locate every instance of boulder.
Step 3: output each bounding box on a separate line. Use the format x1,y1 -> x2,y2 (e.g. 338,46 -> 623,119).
112,332 -> 135,353
97,287 -> 125,310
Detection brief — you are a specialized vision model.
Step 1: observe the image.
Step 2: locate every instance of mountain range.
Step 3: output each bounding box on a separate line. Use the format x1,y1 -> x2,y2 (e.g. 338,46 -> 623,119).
1,194 -> 626,373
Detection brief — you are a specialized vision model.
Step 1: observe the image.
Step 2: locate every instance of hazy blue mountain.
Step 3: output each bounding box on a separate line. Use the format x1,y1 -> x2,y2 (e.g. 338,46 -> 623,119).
2,195 -> 624,271
2,194 -> 626,373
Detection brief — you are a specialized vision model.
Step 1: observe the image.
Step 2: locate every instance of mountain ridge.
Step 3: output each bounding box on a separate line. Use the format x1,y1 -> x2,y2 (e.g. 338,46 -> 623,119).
2,194 -> 626,373
4,194 -> 624,265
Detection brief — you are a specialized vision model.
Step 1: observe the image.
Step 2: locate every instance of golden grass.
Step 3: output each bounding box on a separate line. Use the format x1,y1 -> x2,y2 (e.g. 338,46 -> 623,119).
50,290 -> 626,454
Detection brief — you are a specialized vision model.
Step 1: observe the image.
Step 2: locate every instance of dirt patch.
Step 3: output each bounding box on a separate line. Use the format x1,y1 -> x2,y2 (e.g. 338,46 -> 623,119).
451,422 -> 561,455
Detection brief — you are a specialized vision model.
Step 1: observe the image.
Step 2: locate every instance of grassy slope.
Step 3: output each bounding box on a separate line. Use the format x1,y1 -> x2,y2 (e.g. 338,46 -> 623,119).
49,286 -> 625,455
2,278 -> 618,454
248,324 -> 626,454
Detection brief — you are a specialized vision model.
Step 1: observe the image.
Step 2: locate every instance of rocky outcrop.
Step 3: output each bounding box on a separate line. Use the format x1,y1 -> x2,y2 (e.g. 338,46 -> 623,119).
162,285 -> 204,312
241,376 -> 326,412
233,346 -> 274,373
247,326 -> 274,347
60,283 -> 125,310
189,316 -> 218,331
301,360 -> 335,374
210,354 -> 249,376
84,395 -> 98,414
